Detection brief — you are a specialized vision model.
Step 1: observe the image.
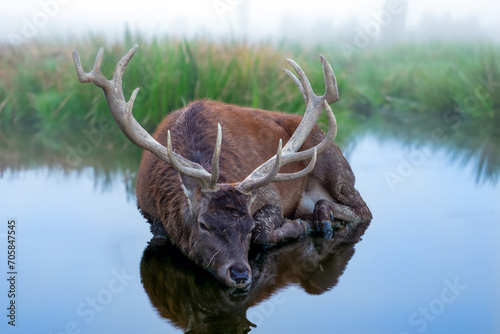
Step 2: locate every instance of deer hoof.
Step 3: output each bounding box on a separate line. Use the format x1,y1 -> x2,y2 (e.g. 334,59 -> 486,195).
320,220 -> 333,239
310,220 -> 333,239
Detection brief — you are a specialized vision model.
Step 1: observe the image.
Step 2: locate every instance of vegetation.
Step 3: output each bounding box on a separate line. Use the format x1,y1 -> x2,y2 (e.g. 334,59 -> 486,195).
1,34 -> 499,185
1,34 -> 499,129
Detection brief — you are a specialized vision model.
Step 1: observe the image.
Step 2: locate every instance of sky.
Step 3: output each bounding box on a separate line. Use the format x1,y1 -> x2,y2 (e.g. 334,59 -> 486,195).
0,0 -> 499,44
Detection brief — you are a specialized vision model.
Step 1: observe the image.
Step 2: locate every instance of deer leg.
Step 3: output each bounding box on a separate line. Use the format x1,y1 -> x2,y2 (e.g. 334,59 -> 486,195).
311,199 -> 368,239
252,205 -> 310,245
269,219 -> 311,244
306,144 -> 372,233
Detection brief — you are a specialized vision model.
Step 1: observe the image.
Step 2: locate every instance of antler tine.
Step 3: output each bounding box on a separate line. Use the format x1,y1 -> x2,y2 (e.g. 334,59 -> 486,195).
244,140 -> 283,190
73,47 -> 107,87
281,55 -> 338,155
237,101 -> 335,193
274,148 -> 317,182
74,46 -> 219,191
113,44 -> 139,87
237,55 -> 338,194
237,145 -> 319,193
285,58 -> 314,105
166,131 -> 212,189
319,54 -> 339,104
283,67 -> 307,104
280,100 -> 337,165
209,124 -> 223,188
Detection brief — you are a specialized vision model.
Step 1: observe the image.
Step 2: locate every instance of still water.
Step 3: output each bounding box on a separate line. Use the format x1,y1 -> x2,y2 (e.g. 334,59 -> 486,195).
0,119 -> 499,333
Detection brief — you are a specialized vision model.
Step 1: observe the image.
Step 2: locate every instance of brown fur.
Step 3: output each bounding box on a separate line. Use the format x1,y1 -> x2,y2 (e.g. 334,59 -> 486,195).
136,99 -> 371,288
140,220 -> 369,332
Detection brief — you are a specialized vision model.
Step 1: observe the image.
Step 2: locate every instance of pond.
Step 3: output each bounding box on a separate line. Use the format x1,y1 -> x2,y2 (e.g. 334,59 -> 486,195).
0,110 -> 499,334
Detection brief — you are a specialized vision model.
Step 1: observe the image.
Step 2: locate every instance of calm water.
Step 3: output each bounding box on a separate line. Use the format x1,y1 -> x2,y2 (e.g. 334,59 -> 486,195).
0,116 -> 499,333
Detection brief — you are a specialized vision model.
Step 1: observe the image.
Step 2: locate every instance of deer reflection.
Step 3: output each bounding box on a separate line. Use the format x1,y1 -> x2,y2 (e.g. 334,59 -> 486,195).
140,221 -> 369,333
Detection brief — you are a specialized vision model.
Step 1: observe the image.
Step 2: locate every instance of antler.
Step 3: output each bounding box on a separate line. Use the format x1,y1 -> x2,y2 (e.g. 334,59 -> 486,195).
74,46 -> 338,194
73,45 -> 221,191
236,55 -> 338,193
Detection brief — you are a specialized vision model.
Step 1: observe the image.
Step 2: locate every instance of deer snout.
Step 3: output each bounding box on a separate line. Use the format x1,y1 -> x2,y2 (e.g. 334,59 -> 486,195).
228,263 -> 251,288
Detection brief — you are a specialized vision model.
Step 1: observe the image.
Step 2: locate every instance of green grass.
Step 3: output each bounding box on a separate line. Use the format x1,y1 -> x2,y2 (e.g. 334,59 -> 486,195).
1,35 -> 499,131
1,35 -> 499,185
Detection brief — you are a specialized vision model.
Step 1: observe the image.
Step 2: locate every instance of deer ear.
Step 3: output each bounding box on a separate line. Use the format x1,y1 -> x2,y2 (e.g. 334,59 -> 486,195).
248,189 -> 258,208
179,174 -> 199,208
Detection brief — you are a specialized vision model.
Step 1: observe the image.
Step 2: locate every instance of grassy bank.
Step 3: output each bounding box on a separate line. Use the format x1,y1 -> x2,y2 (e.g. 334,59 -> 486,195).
1,35 -> 499,133
1,35 -> 499,185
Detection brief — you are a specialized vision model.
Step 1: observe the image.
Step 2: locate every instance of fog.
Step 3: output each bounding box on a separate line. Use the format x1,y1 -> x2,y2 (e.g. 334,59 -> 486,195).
0,0 -> 499,44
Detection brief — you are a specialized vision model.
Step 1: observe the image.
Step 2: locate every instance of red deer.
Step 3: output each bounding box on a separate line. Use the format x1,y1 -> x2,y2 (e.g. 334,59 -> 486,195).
140,221 -> 370,332
73,44 -> 372,289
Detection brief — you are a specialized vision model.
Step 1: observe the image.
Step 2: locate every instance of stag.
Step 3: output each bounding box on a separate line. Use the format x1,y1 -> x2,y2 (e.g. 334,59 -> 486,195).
140,221 -> 369,333
73,45 -> 371,289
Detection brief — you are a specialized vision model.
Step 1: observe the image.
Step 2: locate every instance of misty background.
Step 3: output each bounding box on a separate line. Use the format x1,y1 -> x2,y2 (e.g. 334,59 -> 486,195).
1,0 -> 498,45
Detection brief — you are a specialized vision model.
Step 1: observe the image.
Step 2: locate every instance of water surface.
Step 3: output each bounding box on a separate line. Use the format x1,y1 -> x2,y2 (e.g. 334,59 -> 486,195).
0,117 -> 499,333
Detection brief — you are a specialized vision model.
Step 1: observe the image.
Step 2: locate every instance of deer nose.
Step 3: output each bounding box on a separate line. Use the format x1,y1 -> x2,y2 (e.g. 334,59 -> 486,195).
229,266 -> 249,285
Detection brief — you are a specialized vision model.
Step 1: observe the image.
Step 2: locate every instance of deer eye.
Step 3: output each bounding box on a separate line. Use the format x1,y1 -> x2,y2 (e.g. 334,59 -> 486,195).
199,222 -> 210,233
